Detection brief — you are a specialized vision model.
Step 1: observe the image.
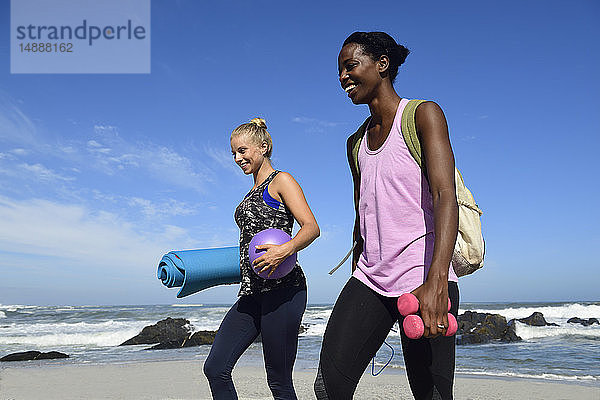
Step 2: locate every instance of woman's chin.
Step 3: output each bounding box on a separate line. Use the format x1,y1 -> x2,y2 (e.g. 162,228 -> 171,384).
350,94 -> 364,105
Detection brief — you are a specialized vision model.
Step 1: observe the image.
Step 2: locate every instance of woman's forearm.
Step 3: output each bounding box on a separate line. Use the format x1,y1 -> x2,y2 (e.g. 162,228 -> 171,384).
285,222 -> 320,256
427,187 -> 458,282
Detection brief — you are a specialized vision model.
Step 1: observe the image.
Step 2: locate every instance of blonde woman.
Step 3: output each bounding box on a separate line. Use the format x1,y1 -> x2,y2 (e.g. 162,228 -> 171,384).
203,118 -> 319,399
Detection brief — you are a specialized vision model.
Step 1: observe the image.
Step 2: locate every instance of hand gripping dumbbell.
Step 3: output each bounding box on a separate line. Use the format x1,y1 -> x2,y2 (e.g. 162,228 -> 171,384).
396,293 -> 457,339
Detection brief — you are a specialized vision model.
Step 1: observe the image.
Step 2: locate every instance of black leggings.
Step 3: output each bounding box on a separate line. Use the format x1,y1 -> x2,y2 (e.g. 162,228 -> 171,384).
314,277 -> 459,400
203,285 -> 307,400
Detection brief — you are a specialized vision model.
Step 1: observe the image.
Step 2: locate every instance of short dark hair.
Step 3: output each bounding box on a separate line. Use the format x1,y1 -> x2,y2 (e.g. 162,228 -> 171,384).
343,32 -> 410,84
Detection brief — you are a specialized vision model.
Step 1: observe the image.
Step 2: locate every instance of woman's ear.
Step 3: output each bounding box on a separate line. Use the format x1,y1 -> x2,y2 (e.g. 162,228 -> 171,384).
378,55 -> 390,74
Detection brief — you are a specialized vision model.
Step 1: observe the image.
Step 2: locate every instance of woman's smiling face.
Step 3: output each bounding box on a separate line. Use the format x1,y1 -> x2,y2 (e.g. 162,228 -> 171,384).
338,43 -> 383,105
230,134 -> 266,175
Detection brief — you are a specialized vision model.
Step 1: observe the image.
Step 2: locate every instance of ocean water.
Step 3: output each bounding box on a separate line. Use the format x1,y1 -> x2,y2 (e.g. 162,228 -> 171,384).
1,302 -> 599,385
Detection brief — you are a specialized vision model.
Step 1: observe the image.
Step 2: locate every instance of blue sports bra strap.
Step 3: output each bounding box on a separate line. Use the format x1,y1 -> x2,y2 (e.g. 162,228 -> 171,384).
263,172 -> 282,209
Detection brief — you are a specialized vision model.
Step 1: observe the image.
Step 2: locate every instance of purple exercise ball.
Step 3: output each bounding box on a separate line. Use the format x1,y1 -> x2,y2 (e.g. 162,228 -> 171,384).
249,228 -> 297,279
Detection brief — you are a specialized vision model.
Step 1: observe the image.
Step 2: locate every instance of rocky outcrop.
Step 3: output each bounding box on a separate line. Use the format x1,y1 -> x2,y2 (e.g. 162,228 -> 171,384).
1,351 -> 69,362
517,312 -> 558,327
298,324 -> 309,334
457,311 -> 522,345
148,330 -> 216,350
122,317 -> 312,350
120,317 -> 192,346
120,317 -> 218,350
567,317 -> 599,327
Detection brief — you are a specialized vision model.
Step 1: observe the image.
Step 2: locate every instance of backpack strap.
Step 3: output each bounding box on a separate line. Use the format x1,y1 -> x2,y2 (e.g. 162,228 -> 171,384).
349,99 -> 428,176
400,99 -> 427,169
350,117 -> 370,175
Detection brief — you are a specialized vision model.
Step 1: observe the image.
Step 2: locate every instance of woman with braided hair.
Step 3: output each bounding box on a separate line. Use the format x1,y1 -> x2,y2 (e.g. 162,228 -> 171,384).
203,118 -> 319,399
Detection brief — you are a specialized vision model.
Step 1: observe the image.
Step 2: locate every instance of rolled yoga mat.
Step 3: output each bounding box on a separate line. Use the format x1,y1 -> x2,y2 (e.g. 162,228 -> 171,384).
157,246 -> 241,298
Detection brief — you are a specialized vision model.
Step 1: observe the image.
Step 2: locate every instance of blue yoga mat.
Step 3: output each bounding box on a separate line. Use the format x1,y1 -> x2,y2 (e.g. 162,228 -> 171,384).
157,246 -> 241,298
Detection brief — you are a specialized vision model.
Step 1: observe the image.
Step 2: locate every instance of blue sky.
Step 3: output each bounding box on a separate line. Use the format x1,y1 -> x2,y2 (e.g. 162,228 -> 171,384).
0,1 -> 598,305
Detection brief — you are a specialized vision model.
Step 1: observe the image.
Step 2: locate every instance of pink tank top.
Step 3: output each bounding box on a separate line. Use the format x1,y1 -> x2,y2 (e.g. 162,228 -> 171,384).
353,98 -> 459,297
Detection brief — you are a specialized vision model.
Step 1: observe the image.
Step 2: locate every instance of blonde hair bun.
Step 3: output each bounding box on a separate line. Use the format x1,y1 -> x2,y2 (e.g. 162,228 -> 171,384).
231,117 -> 273,158
250,117 -> 267,130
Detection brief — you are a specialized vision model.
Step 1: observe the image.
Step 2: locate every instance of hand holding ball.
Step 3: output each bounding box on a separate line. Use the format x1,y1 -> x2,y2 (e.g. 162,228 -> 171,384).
249,229 -> 297,279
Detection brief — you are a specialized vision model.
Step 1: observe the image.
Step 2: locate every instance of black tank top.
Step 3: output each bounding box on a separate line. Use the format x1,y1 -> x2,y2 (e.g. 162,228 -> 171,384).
235,171 -> 306,296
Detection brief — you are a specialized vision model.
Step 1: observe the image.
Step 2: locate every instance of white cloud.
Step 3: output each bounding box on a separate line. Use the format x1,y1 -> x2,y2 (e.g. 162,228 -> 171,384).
205,144 -> 246,180
10,148 -> 29,156
82,126 -> 213,191
205,145 -> 233,169
87,140 -> 104,148
59,146 -> 77,154
0,97 -> 39,147
127,197 -> 198,218
0,96 -> 214,194
94,124 -> 117,133
19,163 -> 75,182
292,116 -> 342,133
91,191 -> 199,220
0,196 -> 202,273
0,160 -> 74,184
149,145 -> 212,189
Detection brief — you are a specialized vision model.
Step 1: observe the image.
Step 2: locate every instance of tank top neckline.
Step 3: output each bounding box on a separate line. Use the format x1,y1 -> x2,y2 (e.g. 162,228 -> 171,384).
364,98 -> 408,155
245,170 -> 278,198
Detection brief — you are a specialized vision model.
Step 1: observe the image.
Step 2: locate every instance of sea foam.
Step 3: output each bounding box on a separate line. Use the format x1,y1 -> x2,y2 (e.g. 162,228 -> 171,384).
0,329 -> 143,347
464,302 -> 600,324
457,369 -> 599,382
515,321 -> 600,340
0,319 -> 152,347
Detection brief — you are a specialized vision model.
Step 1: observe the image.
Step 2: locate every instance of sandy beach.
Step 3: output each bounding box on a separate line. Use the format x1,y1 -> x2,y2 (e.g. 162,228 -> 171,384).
1,359 -> 598,400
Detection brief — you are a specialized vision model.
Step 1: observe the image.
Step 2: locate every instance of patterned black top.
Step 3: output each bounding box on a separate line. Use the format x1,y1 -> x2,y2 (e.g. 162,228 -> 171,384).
235,171 -> 306,296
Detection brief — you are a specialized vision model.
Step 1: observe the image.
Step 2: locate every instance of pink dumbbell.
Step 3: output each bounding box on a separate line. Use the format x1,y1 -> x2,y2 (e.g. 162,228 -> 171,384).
403,314 -> 458,339
397,293 -> 457,339
397,293 -> 450,317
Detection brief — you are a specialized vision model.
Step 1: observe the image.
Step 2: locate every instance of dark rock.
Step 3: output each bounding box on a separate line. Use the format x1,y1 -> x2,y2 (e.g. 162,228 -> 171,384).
1,351 -> 69,362
187,330 -> 217,346
517,312 -> 558,326
298,324 -> 309,334
567,317 -> 599,327
502,320 -> 521,342
36,351 -> 70,360
148,340 -> 185,350
148,330 -> 217,350
120,317 -> 192,346
456,311 -> 522,345
134,318 -> 310,350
